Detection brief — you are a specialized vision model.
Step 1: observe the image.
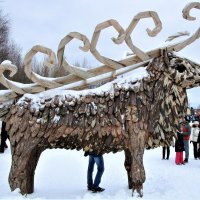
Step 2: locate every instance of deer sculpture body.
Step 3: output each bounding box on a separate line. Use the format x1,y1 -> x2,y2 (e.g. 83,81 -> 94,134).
0,2 -> 199,198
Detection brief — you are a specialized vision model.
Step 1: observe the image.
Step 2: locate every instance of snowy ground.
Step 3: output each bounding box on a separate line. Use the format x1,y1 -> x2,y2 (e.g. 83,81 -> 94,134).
0,143 -> 200,200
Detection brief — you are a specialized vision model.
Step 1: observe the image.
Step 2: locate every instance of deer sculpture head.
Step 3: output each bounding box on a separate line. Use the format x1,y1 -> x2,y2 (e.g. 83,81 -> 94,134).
142,51 -> 200,149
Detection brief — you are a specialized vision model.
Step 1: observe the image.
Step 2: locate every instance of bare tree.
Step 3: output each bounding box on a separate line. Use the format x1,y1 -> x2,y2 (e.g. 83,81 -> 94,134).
0,10 -> 9,63
0,9 -> 26,89
38,55 -> 69,78
7,40 -> 22,67
74,57 -> 90,69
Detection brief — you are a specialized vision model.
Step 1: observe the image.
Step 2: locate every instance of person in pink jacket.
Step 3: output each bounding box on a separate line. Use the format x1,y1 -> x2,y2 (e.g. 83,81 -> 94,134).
180,117 -> 191,163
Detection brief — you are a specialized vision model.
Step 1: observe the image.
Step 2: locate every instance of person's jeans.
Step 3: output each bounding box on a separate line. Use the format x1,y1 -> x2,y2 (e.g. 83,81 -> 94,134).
183,140 -> 189,159
87,155 -> 104,188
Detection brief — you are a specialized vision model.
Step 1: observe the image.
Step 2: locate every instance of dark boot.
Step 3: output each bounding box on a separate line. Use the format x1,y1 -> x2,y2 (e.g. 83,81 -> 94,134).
87,185 -> 93,191
184,158 -> 188,163
92,187 -> 105,193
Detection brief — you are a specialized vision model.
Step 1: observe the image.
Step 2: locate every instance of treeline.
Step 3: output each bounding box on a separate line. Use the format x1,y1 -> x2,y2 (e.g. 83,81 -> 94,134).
0,10 -> 68,89
0,9 -> 98,91
0,9 -> 30,89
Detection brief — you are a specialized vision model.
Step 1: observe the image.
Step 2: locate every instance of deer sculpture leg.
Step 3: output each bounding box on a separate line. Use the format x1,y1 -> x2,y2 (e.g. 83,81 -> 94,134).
9,139 -> 42,195
126,129 -> 146,197
124,149 -> 133,189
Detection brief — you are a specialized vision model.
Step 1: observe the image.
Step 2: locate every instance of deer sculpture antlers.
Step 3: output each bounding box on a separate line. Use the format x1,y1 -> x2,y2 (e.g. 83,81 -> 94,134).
0,2 -> 199,103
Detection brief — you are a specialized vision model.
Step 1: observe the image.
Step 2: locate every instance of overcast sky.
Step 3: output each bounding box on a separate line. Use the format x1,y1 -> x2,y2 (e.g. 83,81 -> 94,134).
1,0 -> 200,107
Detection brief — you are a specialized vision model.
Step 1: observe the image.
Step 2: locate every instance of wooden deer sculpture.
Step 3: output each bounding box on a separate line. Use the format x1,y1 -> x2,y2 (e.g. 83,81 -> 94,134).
0,2 -> 199,197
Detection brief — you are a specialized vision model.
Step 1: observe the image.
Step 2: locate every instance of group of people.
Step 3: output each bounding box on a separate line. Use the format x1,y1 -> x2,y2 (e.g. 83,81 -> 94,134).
162,115 -> 200,165
186,107 -> 200,122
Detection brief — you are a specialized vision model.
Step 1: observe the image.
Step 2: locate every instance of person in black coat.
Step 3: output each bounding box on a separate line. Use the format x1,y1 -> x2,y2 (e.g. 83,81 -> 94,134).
175,132 -> 185,165
0,121 -> 9,153
162,146 -> 170,160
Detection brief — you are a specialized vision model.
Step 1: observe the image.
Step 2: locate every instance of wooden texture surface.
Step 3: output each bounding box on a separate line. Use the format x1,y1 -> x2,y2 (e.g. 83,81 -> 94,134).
6,53 -> 200,196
